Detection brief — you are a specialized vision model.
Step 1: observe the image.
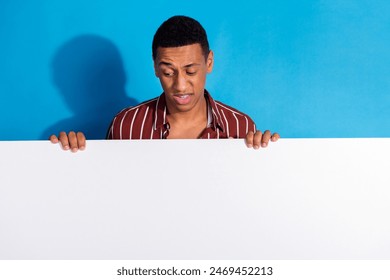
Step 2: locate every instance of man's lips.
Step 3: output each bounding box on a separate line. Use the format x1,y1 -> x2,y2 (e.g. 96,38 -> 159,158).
173,93 -> 193,105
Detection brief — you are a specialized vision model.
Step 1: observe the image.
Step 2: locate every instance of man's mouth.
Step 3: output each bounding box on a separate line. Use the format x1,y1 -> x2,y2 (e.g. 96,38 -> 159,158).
173,94 -> 192,105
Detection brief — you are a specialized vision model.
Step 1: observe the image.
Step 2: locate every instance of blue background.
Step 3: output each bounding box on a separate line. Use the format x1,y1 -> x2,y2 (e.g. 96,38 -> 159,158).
1,0 -> 389,140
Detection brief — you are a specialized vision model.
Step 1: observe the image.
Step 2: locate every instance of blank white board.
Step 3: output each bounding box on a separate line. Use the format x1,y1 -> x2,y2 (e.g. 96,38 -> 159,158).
0,139 -> 389,259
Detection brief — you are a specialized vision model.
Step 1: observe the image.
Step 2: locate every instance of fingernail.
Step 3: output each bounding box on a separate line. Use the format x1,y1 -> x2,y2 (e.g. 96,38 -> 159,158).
262,142 -> 267,147
254,145 -> 259,149
247,144 -> 253,148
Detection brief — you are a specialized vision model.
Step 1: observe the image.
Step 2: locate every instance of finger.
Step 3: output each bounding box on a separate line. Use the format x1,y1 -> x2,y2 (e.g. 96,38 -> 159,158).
68,131 -> 79,152
49,134 -> 59,143
58,131 -> 70,150
245,131 -> 255,148
261,130 -> 272,147
77,132 -> 86,151
271,132 -> 280,142
253,130 -> 264,149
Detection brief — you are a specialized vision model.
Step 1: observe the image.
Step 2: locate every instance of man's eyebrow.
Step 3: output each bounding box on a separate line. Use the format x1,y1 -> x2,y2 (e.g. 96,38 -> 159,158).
158,62 -> 201,68
183,63 -> 201,68
158,61 -> 173,67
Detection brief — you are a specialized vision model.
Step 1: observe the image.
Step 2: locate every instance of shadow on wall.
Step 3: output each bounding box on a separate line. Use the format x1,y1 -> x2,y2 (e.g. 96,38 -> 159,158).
42,34 -> 138,139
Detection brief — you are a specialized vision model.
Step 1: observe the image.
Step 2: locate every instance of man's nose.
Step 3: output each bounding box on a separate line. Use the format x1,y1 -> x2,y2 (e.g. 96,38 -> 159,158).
173,72 -> 187,93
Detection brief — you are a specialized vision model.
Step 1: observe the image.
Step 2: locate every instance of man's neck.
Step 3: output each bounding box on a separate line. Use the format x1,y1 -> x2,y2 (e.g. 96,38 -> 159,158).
166,96 -> 207,126
165,95 -> 208,139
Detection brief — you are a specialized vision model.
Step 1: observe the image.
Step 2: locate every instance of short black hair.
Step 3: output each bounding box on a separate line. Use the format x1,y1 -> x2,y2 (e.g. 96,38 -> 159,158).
152,15 -> 210,60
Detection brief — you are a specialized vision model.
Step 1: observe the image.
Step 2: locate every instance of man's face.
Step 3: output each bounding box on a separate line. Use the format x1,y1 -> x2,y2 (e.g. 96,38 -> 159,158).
154,43 -> 213,114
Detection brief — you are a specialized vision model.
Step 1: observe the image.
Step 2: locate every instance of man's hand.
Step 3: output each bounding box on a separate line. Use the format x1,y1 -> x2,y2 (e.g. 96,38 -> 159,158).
49,131 -> 86,152
245,130 -> 280,149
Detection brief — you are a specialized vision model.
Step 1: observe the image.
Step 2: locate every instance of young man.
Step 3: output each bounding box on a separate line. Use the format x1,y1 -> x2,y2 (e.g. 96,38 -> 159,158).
50,15 -> 279,151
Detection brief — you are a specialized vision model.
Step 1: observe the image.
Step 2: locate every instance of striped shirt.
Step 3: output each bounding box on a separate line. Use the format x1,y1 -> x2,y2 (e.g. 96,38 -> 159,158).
106,90 -> 256,140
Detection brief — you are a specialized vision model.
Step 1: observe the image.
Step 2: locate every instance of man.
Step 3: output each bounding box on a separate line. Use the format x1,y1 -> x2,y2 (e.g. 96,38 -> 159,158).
50,15 -> 279,151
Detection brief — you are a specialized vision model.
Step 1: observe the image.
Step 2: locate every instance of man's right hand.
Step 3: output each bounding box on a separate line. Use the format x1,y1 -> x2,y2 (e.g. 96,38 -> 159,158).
49,131 -> 86,152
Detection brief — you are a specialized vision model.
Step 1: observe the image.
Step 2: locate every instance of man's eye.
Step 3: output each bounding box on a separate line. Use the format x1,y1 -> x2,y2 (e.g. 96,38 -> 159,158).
186,71 -> 197,76
163,72 -> 174,77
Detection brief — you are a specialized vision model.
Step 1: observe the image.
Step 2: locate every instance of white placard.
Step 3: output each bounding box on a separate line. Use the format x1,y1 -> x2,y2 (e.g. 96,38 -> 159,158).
0,139 -> 389,259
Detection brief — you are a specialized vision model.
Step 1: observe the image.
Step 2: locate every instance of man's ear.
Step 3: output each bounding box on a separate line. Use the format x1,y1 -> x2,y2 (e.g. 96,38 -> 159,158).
206,50 -> 214,73
153,57 -> 159,77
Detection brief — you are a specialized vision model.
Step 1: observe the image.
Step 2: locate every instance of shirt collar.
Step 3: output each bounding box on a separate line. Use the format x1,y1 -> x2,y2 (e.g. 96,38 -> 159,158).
153,90 -> 225,132
204,90 -> 225,132
153,93 -> 167,131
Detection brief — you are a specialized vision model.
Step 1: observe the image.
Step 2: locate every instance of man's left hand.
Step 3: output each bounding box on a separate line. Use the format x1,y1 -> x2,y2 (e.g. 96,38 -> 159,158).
245,130 -> 280,149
